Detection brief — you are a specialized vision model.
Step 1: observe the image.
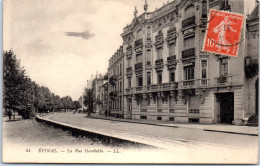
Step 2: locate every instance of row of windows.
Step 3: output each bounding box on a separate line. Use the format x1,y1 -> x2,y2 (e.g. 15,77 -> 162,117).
127,58 -> 228,87
138,95 -> 200,113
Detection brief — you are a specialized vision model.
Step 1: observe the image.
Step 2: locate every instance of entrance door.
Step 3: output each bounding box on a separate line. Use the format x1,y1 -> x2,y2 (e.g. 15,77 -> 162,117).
215,93 -> 234,124
127,99 -> 132,119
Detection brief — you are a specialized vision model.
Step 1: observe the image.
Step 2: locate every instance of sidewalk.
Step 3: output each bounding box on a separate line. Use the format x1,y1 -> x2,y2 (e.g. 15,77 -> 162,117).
90,113 -> 258,136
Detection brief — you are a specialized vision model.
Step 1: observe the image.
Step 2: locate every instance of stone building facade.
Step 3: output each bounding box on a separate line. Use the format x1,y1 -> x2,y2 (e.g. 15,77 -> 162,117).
108,46 -> 124,118
118,0 -> 258,125
92,74 -> 105,113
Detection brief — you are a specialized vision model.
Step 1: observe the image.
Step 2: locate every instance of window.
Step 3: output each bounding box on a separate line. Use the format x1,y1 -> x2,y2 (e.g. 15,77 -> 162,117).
219,58 -> 228,76
141,100 -> 148,110
158,72 -> 162,84
147,72 -> 151,86
188,95 -> 200,114
119,82 -> 122,92
140,116 -> 147,119
189,118 -> 199,123
128,79 -> 131,88
157,97 -> 162,112
137,76 -> 143,86
170,71 -> 175,82
136,54 -> 142,63
157,48 -> 163,59
169,44 -> 175,56
146,50 -> 151,63
169,18 -> 175,28
185,5 -> 195,19
202,0 -> 207,18
184,66 -> 194,80
147,27 -> 151,40
157,117 -> 162,120
169,96 -> 175,113
201,60 -> 207,79
169,117 -> 174,121
127,58 -> 131,67
136,29 -> 142,40
120,64 -> 122,76
184,36 -> 195,49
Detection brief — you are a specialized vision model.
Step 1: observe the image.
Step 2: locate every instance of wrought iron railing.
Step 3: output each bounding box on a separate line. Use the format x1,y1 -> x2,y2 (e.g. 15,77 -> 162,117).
182,48 -> 195,59
182,16 -> 196,28
135,62 -> 143,70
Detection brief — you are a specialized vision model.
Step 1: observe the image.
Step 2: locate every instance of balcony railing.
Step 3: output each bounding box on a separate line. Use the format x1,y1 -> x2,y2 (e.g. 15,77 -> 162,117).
215,75 -> 232,86
169,108 -> 175,113
135,62 -> 143,71
127,67 -> 132,71
167,27 -> 176,34
135,39 -> 143,48
182,16 -> 196,28
182,48 -> 195,59
136,86 -> 143,92
155,59 -> 163,66
125,88 -> 130,93
167,55 -> 176,63
109,75 -> 118,84
188,109 -> 200,114
183,80 -> 195,86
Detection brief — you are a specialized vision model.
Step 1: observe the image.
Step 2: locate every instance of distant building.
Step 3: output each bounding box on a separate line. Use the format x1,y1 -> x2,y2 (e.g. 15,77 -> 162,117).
92,74 -> 105,113
108,46 -> 124,118
99,74 -> 109,115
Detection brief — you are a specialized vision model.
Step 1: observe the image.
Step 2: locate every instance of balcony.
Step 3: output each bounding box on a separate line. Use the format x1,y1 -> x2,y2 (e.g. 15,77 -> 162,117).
167,55 -> 177,70
167,27 -> 176,34
182,48 -> 195,59
109,75 -> 117,85
182,16 -> 196,28
135,62 -> 143,71
245,57 -> 258,78
155,59 -> 164,70
126,67 -> 132,77
135,39 -> 143,48
136,86 -> 143,92
109,91 -> 117,100
188,109 -> 200,114
183,79 -> 195,87
215,75 -> 232,86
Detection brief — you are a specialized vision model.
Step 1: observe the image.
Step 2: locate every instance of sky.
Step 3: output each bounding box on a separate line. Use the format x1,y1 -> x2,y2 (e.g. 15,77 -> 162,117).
3,0 -> 256,100
4,0 -> 166,100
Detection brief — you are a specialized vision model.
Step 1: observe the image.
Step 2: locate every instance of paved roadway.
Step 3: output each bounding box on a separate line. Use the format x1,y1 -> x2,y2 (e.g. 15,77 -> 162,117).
40,112 -> 258,163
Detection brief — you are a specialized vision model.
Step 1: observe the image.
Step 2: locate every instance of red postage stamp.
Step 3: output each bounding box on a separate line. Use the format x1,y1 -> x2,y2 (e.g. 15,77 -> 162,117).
202,9 -> 244,57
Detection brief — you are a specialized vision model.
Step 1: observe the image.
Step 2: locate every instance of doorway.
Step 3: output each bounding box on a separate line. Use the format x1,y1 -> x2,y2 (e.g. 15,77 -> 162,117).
215,92 -> 234,124
127,98 -> 132,119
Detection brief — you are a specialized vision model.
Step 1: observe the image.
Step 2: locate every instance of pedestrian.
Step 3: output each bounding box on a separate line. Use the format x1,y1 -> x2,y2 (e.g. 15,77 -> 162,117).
8,110 -> 12,120
105,110 -> 108,117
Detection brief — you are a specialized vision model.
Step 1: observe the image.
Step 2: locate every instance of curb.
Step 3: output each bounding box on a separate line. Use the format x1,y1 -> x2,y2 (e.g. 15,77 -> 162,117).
35,115 -> 155,148
91,116 -> 258,137
90,116 -> 178,128
203,129 -> 258,136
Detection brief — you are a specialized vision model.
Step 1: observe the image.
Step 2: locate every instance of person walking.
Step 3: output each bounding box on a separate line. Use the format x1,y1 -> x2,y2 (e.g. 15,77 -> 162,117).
8,110 -> 12,120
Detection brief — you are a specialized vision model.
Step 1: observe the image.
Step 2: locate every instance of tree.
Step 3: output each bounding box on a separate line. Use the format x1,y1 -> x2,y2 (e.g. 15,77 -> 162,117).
83,88 -> 93,112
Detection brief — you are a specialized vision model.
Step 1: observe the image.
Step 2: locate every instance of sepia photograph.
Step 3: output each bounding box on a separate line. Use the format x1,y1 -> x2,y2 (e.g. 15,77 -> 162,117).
2,0 -> 259,164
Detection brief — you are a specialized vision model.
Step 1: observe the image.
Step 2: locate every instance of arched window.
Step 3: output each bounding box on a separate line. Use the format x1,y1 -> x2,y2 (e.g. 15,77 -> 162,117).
136,29 -> 142,40
185,5 -> 195,19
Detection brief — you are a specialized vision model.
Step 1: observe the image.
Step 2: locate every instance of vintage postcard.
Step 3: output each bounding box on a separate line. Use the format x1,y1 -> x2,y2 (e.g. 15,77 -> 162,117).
2,0 -> 259,164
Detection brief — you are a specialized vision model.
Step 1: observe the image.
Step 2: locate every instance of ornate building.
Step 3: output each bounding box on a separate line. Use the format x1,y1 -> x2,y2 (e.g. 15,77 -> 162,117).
108,46 -> 124,118
118,0 -> 258,125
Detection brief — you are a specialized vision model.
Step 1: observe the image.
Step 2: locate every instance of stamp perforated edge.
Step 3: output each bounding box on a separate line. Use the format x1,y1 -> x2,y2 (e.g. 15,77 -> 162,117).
201,9 -> 245,57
